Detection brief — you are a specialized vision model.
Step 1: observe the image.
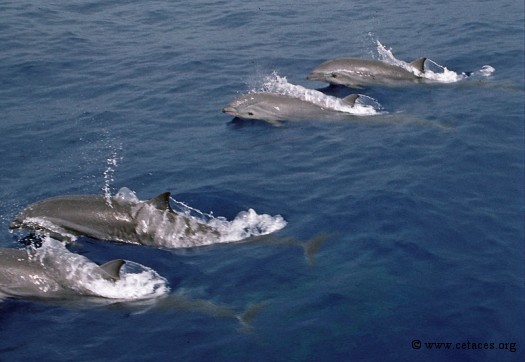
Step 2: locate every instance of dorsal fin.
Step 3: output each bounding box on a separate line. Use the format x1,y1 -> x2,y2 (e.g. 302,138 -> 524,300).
409,57 -> 427,73
99,259 -> 125,281
342,94 -> 360,107
147,192 -> 175,213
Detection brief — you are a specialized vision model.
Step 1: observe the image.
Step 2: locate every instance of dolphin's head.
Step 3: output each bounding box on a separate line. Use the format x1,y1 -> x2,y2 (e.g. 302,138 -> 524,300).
307,70 -> 350,86
9,218 -> 22,229
307,59 -> 349,85
9,196 -> 68,230
222,104 -> 241,117
307,70 -> 345,85
9,205 -> 68,241
222,94 -> 271,120
9,206 -> 36,230
9,195 -> 109,241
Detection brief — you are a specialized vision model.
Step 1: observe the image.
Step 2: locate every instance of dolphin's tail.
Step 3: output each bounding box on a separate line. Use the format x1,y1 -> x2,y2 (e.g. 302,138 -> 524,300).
244,233 -> 331,264
137,294 -> 268,331
301,234 -> 331,266
237,300 -> 271,333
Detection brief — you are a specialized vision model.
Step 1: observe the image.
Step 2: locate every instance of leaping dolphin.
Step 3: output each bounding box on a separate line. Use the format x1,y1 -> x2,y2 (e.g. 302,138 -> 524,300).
9,191 -> 221,248
0,247 -> 124,300
222,92 -> 365,126
307,57 -> 427,88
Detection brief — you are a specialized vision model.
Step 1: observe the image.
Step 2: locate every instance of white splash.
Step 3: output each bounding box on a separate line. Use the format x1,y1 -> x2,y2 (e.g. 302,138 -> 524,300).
169,195 -> 287,243
20,217 -> 78,241
103,143 -> 123,207
89,261 -> 170,300
252,71 -> 382,116
478,65 -> 496,77
115,186 -> 140,203
119,187 -> 287,247
32,237 -> 170,300
375,39 -> 494,83
376,40 -> 415,72
210,208 -> 287,242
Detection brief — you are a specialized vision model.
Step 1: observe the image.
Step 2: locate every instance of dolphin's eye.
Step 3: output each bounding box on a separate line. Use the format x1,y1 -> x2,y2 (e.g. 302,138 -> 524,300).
248,112 -> 254,116
331,73 -> 337,78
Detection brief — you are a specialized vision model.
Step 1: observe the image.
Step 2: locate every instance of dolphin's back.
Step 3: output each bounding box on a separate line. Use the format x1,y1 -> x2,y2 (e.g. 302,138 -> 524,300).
308,57 -> 423,87
10,195 -> 136,242
338,58 -> 414,78
252,93 -> 328,119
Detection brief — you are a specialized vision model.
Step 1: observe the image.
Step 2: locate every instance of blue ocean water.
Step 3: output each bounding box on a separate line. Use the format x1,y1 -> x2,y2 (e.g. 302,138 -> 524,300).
1,0 -> 524,360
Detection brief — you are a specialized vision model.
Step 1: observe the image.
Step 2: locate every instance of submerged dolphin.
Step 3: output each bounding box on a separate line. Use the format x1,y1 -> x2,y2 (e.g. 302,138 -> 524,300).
222,92 -> 362,125
9,191 -> 221,248
0,247 -> 124,300
307,57 -> 427,88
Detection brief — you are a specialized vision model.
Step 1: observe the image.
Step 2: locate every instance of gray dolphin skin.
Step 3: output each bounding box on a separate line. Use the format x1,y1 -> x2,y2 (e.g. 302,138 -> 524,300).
307,57 -> 427,88
222,92 -> 360,125
9,192 -> 220,248
0,247 -> 124,299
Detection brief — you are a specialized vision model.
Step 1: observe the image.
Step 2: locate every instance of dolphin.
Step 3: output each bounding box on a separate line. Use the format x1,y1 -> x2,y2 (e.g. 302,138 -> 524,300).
9,191 -> 221,248
0,247 -> 124,300
307,57 -> 427,88
222,92 -> 362,125
135,296 -> 269,332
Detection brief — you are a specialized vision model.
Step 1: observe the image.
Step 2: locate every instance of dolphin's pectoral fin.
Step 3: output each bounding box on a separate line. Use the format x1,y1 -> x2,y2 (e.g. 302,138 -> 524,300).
12,220 -> 76,244
347,83 -> 364,89
342,94 -> 360,107
46,230 -> 76,244
409,57 -> 427,74
265,119 -> 284,127
147,192 -> 176,213
99,259 -> 125,281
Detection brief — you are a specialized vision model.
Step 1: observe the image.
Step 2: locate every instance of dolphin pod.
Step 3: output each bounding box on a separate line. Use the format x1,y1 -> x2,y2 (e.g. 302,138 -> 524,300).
3,43 -> 464,322
307,57 -> 427,88
4,188 -> 312,319
221,52 -> 436,124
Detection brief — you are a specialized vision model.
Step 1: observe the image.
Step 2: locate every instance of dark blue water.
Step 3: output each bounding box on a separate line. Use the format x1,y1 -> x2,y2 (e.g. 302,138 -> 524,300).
1,0 -> 524,361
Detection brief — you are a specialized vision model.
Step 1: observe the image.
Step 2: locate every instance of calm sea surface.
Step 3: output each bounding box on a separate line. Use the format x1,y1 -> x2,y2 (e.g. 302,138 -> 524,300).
1,0 -> 524,361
